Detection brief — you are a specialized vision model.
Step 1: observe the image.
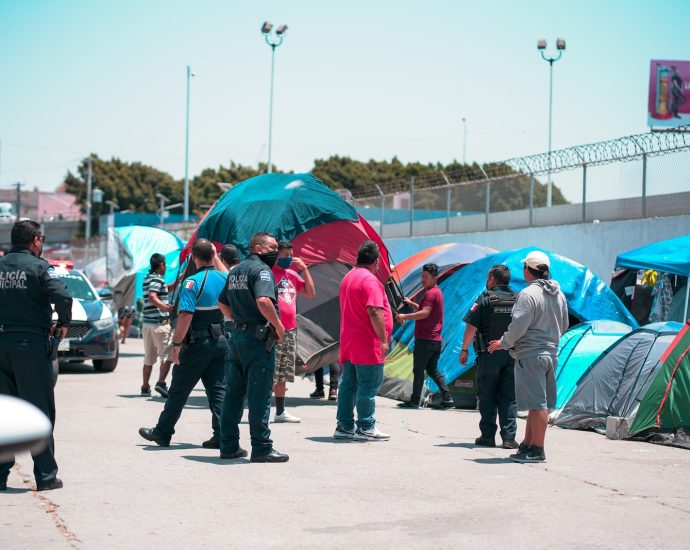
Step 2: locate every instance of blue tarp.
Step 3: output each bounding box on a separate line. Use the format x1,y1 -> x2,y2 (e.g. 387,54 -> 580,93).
393,247 -> 640,389
116,226 -> 183,300
554,320 -> 633,410
615,234 -> 690,277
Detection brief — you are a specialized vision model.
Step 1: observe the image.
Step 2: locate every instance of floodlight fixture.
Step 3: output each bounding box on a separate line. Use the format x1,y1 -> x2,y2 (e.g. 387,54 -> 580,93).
261,21 -> 273,34
556,38 -> 566,50
537,38 -> 547,50
276,24 -> 288,35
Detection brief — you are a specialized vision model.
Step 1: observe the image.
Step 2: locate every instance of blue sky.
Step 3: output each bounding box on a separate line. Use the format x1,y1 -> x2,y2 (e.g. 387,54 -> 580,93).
1,0 -> 688,200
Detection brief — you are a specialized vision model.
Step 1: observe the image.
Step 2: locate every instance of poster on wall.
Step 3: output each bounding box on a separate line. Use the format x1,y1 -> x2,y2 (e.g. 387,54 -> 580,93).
648,60 -> 690,128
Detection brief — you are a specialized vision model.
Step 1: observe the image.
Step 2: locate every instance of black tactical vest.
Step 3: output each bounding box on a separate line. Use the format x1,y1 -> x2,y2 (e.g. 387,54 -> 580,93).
475,289 -> 516,352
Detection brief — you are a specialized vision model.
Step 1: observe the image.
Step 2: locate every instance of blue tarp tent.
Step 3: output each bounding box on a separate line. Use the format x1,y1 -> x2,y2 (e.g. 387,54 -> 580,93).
381,247 -> 640,402
554,320 -> 633,410
615,235 -> 690,322
105,226 -> 183,308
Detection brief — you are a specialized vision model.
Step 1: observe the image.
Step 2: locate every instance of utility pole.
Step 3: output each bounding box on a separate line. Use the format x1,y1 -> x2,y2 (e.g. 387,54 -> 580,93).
13,182 -> 24,221
85,156 -> 93,242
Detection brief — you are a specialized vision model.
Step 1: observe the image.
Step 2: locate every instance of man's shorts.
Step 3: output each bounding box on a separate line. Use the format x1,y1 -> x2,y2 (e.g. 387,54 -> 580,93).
274,329 -> 297,384
142,323 -> 173,365
514,354 -> 557,410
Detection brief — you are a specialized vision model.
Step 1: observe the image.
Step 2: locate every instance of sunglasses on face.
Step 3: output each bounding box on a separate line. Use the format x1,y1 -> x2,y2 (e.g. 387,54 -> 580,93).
36,235 -> 46,242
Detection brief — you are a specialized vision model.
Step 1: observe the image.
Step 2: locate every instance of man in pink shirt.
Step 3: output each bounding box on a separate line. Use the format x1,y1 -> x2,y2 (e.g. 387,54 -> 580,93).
271,241 -> 315,423
334,241 -> 393,442
396,263 -> 454,409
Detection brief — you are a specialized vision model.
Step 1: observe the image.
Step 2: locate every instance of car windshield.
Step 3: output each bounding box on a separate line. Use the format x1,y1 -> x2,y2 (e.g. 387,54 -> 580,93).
59,273 -> 96,301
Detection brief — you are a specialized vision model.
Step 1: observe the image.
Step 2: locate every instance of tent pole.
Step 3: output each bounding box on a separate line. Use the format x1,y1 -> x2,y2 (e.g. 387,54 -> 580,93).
683,280 -> 689,322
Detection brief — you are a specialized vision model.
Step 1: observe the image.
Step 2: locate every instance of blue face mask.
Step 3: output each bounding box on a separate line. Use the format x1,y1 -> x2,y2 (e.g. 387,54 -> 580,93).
276,256 -> 292,269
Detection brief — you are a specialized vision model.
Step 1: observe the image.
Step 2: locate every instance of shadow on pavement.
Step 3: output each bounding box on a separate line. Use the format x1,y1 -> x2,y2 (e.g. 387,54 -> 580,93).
435,442 -> 478,449
119,352 -> 145,358
2,487 -> 32,494
138,443 -> 201,451
466,457 -> 514,465
305,436 -> 351,444
285,397 -> 336,408
58,363 -> 98,375
117,395 -> 208,409
182,455 -> 250,465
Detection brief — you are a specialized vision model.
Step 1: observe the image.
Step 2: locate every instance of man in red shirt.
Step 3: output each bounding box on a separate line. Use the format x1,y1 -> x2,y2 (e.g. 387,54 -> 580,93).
395,263 -> 454,409
334,241 -> 393,441
271,241 -> 315,423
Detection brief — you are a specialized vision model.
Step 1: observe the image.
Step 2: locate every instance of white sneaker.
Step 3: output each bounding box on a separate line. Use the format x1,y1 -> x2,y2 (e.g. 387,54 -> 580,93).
353,426 -> 390,442
274,411 -> 301,423
333,426 -> 355,439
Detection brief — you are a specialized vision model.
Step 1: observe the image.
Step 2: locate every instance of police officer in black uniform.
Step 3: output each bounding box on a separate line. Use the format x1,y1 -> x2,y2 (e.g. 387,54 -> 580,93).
217,232 -> 289,463
139,239 -> 228,448
0,220 -> 72,491
460,264 -> 519,449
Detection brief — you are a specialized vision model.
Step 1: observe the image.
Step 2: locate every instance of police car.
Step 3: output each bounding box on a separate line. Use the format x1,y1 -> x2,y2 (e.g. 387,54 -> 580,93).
49,261 -> 119,373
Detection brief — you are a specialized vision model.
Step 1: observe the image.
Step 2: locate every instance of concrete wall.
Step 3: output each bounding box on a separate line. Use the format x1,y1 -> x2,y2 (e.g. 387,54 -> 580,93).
384,214 -> 690,281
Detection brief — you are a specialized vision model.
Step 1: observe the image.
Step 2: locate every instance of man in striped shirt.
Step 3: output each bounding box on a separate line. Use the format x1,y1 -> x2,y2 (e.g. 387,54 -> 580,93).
141,254 -> 173,397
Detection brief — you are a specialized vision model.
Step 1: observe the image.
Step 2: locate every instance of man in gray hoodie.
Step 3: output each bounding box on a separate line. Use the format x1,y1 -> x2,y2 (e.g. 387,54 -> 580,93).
488,251 -> 568,463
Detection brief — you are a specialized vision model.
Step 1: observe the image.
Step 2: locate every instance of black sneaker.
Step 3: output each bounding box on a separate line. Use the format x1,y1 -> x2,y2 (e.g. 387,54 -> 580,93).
310,389 -> 325,399
501,439 -> 520,449
202,436 -> 220,449
397,401 -> 419,409
138,427 -> 170,447
474,436 -> 496,447
141,385 -> 151,396
36,478 -> 63,491
0,478 -> 7,491
154,382 -> 169,398
439,400 -> 455,409
509,442 -> 532,462
512,445 -> 546,463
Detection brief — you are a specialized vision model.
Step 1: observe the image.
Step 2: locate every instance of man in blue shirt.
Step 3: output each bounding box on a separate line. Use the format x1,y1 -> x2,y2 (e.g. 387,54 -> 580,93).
139,239 -> 229,449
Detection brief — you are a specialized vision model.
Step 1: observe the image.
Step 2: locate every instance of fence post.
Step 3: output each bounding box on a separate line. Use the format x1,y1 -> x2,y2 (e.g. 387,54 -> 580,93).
641,153 -> 647,218
446,185 -> 451,234
582,163 -> 587,223
375,184 -> 385,238
529,173 -> 534,226
485,180 -> 490,232
409,176 -> 415,237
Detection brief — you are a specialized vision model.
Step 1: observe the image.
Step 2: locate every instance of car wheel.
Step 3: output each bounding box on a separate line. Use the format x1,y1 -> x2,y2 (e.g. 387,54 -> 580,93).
52,359 -> 59,387
93,350 -> 119,372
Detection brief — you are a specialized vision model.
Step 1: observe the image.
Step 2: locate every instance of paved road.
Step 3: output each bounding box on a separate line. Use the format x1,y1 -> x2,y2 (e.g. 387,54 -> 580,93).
3,340 -> 690,549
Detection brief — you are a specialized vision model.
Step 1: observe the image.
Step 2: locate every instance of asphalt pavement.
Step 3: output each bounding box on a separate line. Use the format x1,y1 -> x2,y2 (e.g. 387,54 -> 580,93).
3,339 -> 690,549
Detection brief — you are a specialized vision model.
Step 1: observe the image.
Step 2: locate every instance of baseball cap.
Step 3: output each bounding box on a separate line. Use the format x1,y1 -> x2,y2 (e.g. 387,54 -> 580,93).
521,250 -> 550,270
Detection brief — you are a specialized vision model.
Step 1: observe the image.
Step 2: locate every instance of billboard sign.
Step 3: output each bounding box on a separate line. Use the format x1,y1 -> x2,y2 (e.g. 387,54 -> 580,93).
648,60 -> 690,128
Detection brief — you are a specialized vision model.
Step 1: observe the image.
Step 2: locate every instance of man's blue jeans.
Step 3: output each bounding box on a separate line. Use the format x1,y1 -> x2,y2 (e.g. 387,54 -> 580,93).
335,361 -> 384,431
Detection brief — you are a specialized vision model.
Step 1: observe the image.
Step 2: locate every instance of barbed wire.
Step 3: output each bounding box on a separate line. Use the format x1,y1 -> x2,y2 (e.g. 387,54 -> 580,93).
351,126 -> 690,200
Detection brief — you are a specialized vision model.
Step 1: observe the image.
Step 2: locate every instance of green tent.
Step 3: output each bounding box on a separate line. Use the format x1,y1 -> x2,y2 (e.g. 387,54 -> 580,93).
630,321 -> 690,447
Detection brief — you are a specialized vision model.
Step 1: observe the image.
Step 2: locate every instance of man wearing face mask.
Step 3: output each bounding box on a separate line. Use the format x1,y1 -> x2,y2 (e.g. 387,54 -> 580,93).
271,240 -> 316,423
0,220 -> 72,492
218,232 -> 289,462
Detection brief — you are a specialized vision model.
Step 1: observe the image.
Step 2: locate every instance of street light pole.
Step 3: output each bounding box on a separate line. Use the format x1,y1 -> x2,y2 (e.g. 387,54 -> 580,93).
461,117 -> 467,164
261,21 -> 288,174
86,156 -> 93,242
183,65 -> 194,222
537,38 -> 566,208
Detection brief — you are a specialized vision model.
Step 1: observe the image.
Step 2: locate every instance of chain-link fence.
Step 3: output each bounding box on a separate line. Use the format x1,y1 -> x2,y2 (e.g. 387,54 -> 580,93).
352,128 -> 690,238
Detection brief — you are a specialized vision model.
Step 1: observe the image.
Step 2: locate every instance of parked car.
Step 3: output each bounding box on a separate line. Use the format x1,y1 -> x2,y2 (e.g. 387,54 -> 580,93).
49,261 -> 119,374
